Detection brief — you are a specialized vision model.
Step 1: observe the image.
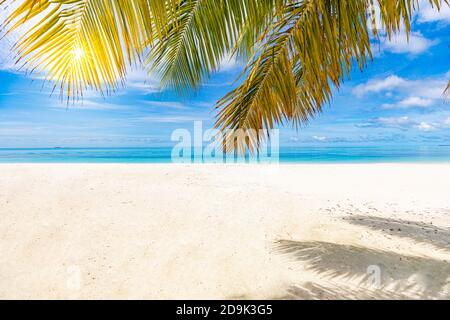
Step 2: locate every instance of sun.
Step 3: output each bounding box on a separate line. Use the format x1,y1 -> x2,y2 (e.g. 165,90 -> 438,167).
73,47 -> 84,61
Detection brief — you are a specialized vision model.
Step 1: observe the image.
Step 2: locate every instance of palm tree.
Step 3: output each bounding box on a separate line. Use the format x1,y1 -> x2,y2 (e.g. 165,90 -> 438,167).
1,0 -> 449,151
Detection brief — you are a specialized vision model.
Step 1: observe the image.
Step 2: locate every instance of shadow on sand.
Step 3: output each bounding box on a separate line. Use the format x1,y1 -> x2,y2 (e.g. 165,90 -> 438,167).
273,239 -> 450,299
344,215 -> 450,252
279,282 -> 411,300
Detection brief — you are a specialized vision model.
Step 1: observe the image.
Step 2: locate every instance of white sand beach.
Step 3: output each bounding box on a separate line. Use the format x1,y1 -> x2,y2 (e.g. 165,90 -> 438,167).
0,164 -> 449,299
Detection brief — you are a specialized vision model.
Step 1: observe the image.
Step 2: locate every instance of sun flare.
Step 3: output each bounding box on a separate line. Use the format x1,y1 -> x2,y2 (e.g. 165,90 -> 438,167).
73,47 -> 84,61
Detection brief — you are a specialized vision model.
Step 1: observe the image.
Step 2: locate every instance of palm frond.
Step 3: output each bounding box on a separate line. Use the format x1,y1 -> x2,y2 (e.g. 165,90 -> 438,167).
1,0 -> 157,101
445,81 -> 450,99
216,0 -> 448,153
216,0 -> 372,152
148,0 -> 270,93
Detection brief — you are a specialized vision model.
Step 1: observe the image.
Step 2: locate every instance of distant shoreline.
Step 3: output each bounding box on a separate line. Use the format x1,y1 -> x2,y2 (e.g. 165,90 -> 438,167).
1,146 -> 450,164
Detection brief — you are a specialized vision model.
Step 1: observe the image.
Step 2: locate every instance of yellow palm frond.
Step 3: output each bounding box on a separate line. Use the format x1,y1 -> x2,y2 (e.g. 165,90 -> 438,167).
1,0 -> 157,102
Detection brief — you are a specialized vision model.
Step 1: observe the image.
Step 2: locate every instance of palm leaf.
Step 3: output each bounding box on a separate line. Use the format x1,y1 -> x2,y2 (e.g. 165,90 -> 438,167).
147,0 -> 277,93
215,0 -> 448,153
216,0 -> 372,152
1,0 -> 158,102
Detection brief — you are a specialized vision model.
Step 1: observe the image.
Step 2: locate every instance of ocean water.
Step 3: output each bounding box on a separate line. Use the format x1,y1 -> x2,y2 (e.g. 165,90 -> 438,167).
1,146 -> 450,163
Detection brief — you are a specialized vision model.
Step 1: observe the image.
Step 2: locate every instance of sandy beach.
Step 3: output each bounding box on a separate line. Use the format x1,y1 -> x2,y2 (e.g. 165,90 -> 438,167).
0,164 -> 449,299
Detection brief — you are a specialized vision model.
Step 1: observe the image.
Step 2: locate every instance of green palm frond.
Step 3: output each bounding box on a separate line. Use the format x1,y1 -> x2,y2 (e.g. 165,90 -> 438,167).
217,0 -> 448,152
214,0 -> 279,64
217,0 -> 372,150
147,0 -> 277,93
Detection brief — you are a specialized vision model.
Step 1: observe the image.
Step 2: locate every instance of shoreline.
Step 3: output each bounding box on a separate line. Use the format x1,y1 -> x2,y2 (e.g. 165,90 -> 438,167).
2,146 -> 450,165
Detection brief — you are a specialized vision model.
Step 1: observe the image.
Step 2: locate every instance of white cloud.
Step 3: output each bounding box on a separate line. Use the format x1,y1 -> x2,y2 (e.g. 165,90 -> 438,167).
399,96 -> 434,108
353,73 -> 448,109
376,116 -> 413,126
312,135 -> 327,142
416,122 -> 436,132
444,117 -> 450,127
356,116 -> 414,130
353,75 -> 406,96
125,68 -> 160,93
369,1 -> 450,30
0,37 -> 17,71
380,31 -> 437,55
140,100 -> 214,111
50,99 -> 124,110
383,96 -> 434,109
218,54 -> 241,72
136,115 -> 207,123
367,2 -> 444,57
357,112 -> 450,132
141,100 -> 188,109
417,0 -> 450,24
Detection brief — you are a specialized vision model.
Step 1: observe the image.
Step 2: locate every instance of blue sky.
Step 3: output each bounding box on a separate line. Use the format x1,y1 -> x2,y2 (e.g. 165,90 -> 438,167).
0,3 -> 449,148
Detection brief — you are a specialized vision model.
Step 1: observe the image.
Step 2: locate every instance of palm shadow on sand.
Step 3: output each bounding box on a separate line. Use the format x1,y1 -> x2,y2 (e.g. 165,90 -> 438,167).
344,215 -> 450,252
273,240 -> 450,299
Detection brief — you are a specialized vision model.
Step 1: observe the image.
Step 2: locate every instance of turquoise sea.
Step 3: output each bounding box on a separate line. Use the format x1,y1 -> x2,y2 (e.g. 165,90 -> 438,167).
1,146 -> 450,163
